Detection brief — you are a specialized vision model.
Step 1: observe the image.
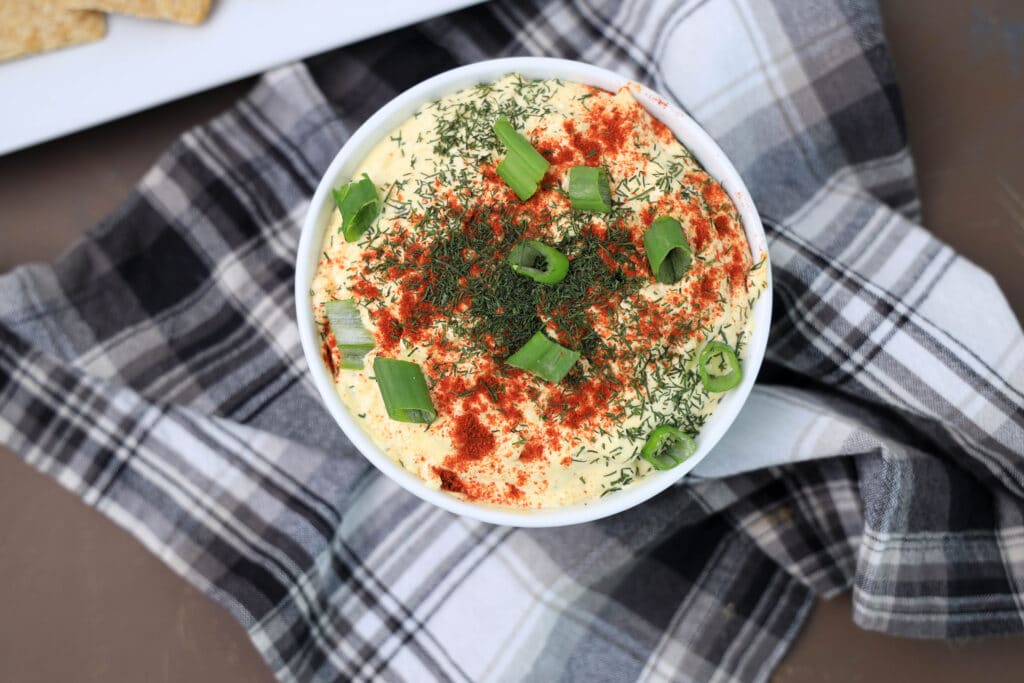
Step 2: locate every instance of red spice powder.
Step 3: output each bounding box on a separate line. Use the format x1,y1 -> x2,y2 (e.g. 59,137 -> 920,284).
433,467 -> 466,495
434,464 -> 506,504
695,267 -> 723,310
546,376 -> 620,430
650,117 -> 675,144
586,101 -> 632,157
320,337 -> 337,378
544,143 -> 576,166
559,95 -> 639,160
480,163 -> 500,183
519,439 -> 545,462
563,119 -> 601,160
431,375 -> 466,416
431,364 -> 526,429
373,309 -> 402,353
725,256 -> 748,293
397,286 -> 432,329
451,412 -> 496,461
702,180 -> 729,208
627,298 -> 666,343
350,279 -> 380,299
714,214 -> 734,237
639,206 -> 656,228
690,216 -> 712,253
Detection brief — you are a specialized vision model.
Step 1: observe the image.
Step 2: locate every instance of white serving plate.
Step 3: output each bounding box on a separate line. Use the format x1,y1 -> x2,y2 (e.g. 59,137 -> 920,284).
296,57 -> 772,527
0,0 -> 482,156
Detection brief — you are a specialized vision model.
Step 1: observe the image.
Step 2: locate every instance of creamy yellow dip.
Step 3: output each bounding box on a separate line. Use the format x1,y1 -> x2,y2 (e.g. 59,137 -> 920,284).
312,74 -> 766,509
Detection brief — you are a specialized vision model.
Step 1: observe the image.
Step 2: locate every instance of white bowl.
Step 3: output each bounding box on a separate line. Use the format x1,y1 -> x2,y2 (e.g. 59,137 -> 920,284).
295,57 -> 772,527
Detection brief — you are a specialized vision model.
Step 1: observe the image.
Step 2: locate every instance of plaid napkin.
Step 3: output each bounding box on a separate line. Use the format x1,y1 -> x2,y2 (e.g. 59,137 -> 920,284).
3,0 -> 1024,681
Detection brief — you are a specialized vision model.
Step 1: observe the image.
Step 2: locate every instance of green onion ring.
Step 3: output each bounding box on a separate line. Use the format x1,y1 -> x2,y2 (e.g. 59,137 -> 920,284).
643,216 -> 692,284
568,166 -> 612,212
506,331 -> 580,383
508,240 -> 570,284
332,173 -> 380,242
640,425 -> 697,470
373,357 -> 437,424
324,299 -> 375,370
493,117 -> 550,201
698,341 -> 743,393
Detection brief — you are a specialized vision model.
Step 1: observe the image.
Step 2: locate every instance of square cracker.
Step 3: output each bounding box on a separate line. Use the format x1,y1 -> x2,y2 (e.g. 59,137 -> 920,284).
0,1 -> 105,62
60,0 -> 212,24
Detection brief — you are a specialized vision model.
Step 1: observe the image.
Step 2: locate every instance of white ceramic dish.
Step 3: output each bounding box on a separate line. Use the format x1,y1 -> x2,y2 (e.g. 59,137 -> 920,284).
0,0 -> 483,156
295,57 -> 772,527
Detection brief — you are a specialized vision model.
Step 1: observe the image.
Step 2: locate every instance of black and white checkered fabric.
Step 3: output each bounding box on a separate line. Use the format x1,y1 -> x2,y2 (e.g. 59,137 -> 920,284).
2,1 -> 1023,681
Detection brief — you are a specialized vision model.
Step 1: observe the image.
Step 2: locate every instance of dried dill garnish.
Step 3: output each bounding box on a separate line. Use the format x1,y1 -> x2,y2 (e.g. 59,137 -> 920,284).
419,208 -> 644,371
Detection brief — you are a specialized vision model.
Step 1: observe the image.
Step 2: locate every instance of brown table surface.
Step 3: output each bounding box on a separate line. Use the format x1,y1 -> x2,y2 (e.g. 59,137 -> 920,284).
2,1 -> 1023,681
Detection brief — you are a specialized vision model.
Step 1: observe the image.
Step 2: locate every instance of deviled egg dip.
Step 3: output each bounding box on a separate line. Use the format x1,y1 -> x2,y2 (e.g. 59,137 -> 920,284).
311,74 -> 766,509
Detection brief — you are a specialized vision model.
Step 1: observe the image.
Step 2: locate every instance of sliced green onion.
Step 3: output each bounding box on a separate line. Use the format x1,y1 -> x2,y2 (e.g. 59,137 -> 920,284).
332,173 -> 379,242
640,426 -> 697,471
568,166 -> 612,212
373,357 -> 436,424
699,341 -> 743,392
643,216 -> 692,284
497,155 -> 541,201
324,299 -> 375,370
508,240 -> 570,284
494,117 -> 550,201
506,331 -> 580,383
493,118 -> 549,174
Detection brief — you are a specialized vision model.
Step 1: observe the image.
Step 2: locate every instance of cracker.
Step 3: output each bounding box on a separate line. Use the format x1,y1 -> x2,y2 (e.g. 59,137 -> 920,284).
0,1 -> 105,62
60,0 -> 212,24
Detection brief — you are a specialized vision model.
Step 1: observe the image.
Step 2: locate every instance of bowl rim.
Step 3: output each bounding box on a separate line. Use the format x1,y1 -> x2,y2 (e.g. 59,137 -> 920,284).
295,56 -> 772,527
